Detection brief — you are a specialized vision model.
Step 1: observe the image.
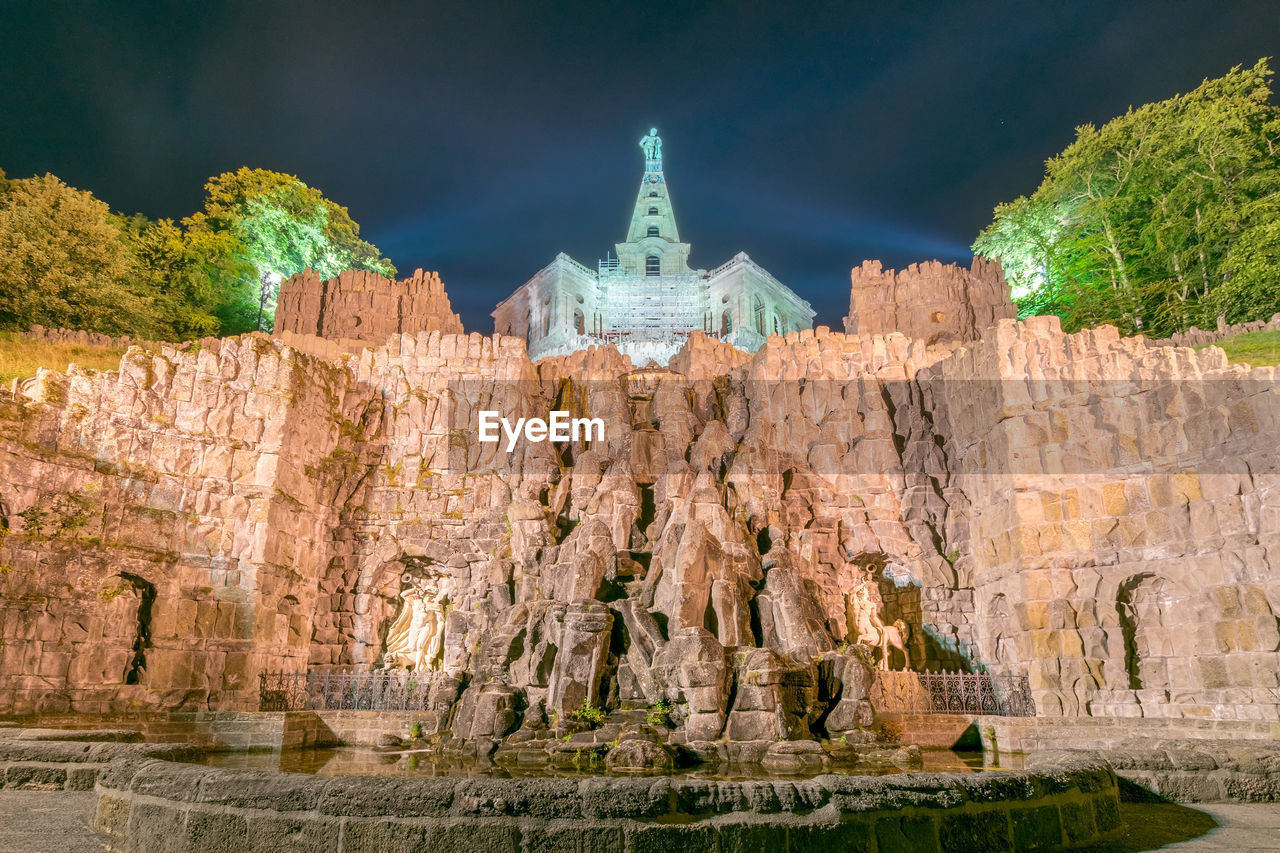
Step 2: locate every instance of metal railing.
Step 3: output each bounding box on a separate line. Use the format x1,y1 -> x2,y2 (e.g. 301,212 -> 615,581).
259,670 -> 443,712
870,670 -> 1036,717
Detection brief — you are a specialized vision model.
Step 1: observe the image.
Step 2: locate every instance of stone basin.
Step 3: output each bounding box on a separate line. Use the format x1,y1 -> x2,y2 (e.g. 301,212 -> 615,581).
87,749 -> 1122,852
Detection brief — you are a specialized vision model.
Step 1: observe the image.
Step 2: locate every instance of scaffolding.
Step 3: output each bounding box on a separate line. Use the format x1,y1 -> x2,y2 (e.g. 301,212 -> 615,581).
599,272 -> 707,337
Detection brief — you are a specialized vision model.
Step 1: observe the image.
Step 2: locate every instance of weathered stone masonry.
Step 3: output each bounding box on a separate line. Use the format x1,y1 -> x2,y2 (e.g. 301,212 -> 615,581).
1,270 -> 1277,736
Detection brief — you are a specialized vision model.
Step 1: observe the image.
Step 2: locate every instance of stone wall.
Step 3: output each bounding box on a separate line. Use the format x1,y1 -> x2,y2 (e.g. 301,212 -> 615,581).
273,268 -> 464,349
91,754 -> 1122,853
929,316 -> 1280,720
0,737 -> 199,792
979,714 -> 1280,753
0,335 -> 382,713
23,326 -> 148,350
844,258 -> 1016,345
2,301 -> 1277,735
1148,312 -> 1280,348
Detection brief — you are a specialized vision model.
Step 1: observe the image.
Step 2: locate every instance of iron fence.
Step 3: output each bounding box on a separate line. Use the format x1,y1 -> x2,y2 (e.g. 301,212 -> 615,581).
870,670 -> 1035,717
258,670 -> 442,712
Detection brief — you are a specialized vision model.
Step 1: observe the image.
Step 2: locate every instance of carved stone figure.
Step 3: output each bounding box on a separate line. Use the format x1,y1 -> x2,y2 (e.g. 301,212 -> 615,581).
383,573 -> 450,671
846,573 -> 911,671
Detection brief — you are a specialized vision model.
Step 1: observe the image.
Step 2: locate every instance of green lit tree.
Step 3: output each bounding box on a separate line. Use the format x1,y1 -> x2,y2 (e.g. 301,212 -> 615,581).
974,59 -> 1280,336
198,168 -> 396,330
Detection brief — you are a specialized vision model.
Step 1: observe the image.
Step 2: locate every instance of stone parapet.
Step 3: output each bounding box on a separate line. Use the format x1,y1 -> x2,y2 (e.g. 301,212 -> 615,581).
92,754 -> 1122,853
0,736 -> 200,792
273,267 -> 464,349
844,258 -> 1016,345
1148,312 -> 1280,348
1027,743 -> 1280,804
23,326 -> 149,350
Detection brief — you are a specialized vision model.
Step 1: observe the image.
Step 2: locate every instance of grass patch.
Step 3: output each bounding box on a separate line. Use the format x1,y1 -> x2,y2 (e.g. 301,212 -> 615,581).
1196,329 -> 1280,368
0,331 -> 127,386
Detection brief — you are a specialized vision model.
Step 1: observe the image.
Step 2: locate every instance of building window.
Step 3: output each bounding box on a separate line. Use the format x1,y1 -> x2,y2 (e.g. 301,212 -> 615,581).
648,191 -> 659,198
721,311 -> 732,336
754,296 -> 765,335
574,309 -> 585,335
646,255 -> 661,276
646,225 -> 660,237
648,206 -> 659,215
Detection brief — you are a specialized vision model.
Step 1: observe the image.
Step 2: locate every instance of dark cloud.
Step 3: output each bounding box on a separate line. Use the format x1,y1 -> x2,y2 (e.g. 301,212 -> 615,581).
3,0 -> 1277,329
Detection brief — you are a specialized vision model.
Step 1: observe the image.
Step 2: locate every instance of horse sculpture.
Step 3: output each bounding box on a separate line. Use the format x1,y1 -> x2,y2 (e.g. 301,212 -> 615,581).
848,581 -> 912,671
863,619 -> 911,671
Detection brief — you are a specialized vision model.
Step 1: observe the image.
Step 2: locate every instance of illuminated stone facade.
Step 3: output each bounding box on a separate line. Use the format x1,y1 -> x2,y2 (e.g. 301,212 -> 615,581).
493,131 -> 814,366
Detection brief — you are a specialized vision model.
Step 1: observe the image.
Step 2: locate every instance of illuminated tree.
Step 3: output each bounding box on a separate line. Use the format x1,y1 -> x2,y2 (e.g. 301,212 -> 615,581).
975,59 -> 1280,335
198,168 -> 396,330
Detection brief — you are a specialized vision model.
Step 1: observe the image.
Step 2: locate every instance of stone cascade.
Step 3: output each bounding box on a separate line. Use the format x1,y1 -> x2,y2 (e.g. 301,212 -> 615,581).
844,258 -> 1016,346
1,307 -> 1277,736
273,267 -> 464,350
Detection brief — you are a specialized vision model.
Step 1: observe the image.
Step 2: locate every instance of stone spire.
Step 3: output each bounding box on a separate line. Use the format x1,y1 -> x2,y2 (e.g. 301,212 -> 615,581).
611,128 -> 691,276
624,128 -> 681,244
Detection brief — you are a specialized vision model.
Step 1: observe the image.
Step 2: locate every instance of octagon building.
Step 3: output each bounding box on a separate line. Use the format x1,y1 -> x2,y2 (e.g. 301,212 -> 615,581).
493,130 -> 814,366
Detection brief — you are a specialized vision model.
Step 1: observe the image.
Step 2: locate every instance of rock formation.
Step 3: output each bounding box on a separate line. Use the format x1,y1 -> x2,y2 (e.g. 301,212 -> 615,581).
844,258 -> 1016,345
1,264 -> 1276,750
273,267 -> 464,349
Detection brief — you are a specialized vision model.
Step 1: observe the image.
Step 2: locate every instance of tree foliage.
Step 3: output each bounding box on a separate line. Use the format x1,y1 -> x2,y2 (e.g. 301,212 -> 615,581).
0,174 -> 145,334
117,213 -> 257,339
0,166 -> 395,340
974,59 -> 1280,336
198,168 -> 396,330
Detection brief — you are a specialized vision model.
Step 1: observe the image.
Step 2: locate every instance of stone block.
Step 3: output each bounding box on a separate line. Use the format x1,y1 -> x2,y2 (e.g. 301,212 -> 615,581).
453,778 -> 582,819
3,762 -> 66,789
1008,805 -> 1062,851
579,777 -> 671,820
128,801 -> 189,853
185,808 -> 248,853
93,793 -> 132,838
937,809 -> 1012,853
198,768 -> 323,811
1058,800 -> 1097,845
873,813 -> 937,853
65,764 -> 99,790
1092,794 -> 1122,832
522,822 -> 624,853
339,818 -> 434,852
245,815 -> 341,853
621,822 -> 715,853
317,776 -> 456,818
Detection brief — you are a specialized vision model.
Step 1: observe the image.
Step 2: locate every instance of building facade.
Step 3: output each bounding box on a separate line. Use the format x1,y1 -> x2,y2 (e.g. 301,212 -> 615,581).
493,130 -> 814,366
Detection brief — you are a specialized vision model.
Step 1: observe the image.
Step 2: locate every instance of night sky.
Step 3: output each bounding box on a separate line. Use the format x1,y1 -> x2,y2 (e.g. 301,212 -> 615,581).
3,1 -> 1277,330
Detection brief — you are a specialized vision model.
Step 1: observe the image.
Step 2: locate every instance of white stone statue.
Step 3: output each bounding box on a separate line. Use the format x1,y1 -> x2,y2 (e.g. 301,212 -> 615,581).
846,574 -> 911,671
383,573 -> 450,671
